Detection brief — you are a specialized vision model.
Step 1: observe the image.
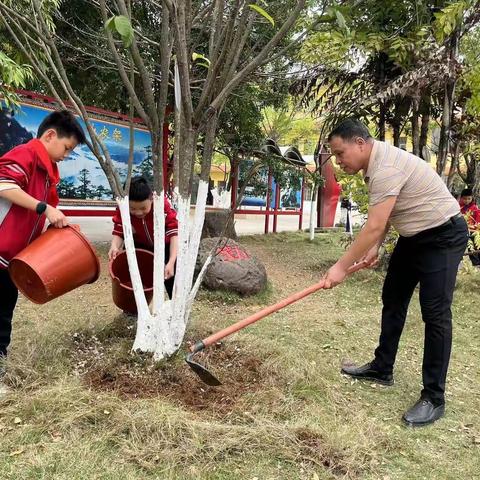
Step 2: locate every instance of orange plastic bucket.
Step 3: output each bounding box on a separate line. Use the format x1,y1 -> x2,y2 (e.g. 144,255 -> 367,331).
109,249 -> 154,314
9,225 -> 100,304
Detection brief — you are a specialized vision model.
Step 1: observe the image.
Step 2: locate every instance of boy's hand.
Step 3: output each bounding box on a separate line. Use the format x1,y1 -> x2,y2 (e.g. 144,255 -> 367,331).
108,246 -> 122,261
164,261 -> 175,280
46,205 -> 69,228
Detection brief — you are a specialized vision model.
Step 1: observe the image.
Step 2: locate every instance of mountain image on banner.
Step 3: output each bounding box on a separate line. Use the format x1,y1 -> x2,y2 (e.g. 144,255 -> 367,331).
0,102 -> 152,199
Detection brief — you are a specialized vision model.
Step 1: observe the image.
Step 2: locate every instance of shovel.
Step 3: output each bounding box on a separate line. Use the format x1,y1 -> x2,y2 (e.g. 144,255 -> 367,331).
186,261 -> 368,386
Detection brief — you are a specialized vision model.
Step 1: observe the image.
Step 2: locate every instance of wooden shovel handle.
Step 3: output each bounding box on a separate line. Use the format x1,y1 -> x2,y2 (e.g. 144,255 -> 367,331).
199,260 -> 367,348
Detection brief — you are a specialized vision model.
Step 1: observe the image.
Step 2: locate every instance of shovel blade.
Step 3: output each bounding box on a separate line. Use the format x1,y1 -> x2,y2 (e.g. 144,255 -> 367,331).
185,356 -> 222,386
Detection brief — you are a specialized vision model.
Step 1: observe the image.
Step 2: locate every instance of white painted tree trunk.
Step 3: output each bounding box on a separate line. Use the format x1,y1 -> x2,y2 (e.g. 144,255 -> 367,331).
117,196 -> 158,352
211,187 -> 231,208
152,193 -> 165,314
115,180 -> 210,361
167,180 -> 209,352
118,195 -> 175,358
309,190 -> 317,242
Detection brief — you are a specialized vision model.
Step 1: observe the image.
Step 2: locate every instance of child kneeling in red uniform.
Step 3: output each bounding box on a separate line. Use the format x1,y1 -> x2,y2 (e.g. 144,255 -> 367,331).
109,176 -> 178,298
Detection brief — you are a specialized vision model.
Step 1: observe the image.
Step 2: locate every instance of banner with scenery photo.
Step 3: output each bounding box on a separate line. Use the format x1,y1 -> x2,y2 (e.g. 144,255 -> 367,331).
0,102 -> 153,199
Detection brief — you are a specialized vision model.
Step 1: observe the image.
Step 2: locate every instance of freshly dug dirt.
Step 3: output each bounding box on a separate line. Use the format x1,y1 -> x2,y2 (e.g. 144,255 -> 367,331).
72,322 -> 265,414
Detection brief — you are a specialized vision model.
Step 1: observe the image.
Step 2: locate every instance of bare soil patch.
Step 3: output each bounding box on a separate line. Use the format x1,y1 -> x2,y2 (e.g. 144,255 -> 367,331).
71,319 -> 265,414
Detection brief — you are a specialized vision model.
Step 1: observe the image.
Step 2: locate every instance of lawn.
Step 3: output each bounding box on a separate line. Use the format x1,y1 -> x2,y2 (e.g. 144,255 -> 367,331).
1,231 -> 479,479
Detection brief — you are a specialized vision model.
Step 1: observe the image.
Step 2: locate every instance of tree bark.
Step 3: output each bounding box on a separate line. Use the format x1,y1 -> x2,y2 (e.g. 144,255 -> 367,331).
379,101 -> 386,141
393,125 -> 401,148
419,95 -> 431,160
436,30 -> 460,177
411,98 -> 420,156
473,156 -> 480,201
447,141 -> 460,190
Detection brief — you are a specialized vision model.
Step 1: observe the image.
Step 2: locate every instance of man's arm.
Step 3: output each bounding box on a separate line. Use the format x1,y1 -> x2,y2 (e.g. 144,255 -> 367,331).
0,188 -> 68,228
361,221 -> 391,268
323,196 -> 397,288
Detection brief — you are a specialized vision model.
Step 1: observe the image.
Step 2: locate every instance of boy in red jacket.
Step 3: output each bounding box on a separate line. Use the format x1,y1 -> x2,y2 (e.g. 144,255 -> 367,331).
109,176 -> 178,299
459,188 -> 480,266
0,109 -> 86,369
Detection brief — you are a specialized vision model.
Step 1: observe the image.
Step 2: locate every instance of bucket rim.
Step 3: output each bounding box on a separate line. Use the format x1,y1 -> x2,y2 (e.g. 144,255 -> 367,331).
8,225 -> 100,303
8,258 -> 46,304
108,248 -> 154,292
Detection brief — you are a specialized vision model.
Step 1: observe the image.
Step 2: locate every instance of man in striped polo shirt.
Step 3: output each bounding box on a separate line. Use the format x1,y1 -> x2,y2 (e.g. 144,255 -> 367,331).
323,119 -> 468,427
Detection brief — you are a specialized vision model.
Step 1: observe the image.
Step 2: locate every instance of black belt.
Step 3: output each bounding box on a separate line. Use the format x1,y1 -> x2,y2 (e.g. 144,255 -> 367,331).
445,212 -> 463,226
409,213 -> 464,239
428,213 -> 463,232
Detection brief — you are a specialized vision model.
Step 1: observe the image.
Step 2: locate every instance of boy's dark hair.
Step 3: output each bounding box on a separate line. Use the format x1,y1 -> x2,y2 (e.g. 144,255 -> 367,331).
328,118 -> 372,142
37,110 -> 86,144
461,188 -> 473,197
129,176 -> 152,201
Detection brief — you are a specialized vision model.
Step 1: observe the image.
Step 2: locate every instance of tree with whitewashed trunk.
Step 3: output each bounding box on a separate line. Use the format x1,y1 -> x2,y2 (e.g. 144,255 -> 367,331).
0,0 -> 310,359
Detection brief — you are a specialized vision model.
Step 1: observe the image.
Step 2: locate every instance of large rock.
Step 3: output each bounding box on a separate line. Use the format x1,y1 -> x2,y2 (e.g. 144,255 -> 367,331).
196,237 -> 267,296
201,210 -> 237,239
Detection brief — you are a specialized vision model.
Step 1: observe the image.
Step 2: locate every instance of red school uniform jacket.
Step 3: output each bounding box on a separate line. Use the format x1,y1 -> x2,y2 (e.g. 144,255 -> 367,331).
460,200 -> 480,231
111,196 -> 178,249
0,139 -> 60,269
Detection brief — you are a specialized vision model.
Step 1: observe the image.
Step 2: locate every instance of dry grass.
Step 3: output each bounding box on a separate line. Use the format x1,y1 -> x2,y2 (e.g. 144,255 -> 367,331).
0,233 -> 479,479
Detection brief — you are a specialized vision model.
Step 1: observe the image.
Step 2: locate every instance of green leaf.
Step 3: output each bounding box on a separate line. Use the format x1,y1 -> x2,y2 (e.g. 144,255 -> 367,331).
248,4 -> 275,27
114,15 -> 134,47
335,10 -> 349,34
105,16 -> 116,31
192,52 -> 211,66
104,15 -> 134,48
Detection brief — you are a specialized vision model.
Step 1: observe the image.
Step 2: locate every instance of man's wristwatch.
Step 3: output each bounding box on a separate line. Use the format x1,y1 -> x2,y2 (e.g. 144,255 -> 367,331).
36,201 -> 48,215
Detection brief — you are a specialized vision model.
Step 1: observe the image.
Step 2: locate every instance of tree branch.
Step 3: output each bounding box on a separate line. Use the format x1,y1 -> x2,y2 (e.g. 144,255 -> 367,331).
116,0 -> 160,132
208,0 -> 306,117
98,0 -> 151,128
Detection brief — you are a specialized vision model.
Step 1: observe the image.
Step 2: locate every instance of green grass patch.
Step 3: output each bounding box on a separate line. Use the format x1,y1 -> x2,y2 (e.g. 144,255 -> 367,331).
1,232 -> 479,479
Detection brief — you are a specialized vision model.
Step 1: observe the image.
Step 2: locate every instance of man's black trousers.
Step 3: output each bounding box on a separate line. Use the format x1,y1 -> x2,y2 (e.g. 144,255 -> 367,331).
372,215 -> 468,405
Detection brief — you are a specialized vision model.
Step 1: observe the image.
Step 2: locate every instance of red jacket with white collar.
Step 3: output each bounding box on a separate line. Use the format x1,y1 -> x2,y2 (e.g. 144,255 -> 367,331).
112,196 -> 178,249
460,200 -> 480,231
0,140 -> 59,269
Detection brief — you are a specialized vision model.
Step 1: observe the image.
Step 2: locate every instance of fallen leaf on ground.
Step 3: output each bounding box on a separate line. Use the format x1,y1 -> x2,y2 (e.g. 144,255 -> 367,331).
9,448 -> 25,456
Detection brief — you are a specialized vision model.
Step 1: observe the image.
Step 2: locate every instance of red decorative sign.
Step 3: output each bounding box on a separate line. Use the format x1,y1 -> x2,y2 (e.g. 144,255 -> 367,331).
216,245 -> 250,261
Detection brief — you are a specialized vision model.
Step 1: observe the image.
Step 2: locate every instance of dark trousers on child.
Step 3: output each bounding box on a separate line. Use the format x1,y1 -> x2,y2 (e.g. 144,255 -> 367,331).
0,269 -> 18,358
467,234 -> 480,266
372,214 -> 468,405
164,242 -> 175,299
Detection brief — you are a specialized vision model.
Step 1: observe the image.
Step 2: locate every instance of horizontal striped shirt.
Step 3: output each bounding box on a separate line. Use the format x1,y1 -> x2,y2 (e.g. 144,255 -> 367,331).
365,140 -> 459,237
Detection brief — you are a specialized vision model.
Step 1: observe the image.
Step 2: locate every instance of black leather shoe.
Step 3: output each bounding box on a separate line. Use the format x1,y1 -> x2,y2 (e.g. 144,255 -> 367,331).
340,361 -> 394,386
402,398 -> 445,427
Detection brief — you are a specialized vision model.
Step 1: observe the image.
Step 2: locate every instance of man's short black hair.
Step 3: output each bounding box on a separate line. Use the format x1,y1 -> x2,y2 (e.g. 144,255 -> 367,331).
129,176 -> 152,201
328,118 -> 372,142
461,188 -> 473,197
37,110 -> 86,144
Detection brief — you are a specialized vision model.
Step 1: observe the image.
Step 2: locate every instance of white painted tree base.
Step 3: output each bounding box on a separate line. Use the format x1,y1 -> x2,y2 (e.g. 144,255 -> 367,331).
117,180 -> 210,361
